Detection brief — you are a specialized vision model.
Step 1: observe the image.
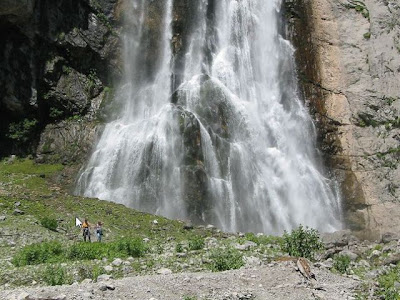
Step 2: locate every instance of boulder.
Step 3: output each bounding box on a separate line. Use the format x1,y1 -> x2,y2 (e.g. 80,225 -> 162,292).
381,232 -> 399,244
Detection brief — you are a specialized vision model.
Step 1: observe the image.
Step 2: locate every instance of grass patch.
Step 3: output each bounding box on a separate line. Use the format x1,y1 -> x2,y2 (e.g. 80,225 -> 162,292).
0,158 -> 63,175
13,238 -> 148,266
375,264 -> 400,300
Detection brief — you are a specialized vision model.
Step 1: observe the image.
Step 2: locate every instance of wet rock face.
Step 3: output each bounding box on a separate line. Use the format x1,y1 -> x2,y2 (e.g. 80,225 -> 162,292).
0,0 -> 122,159
285,0 -> 400,239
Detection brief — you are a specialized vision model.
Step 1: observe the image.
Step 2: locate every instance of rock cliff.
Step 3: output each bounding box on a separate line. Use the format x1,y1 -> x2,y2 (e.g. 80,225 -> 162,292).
286,0 -> 400,239
0,0 -> 122,162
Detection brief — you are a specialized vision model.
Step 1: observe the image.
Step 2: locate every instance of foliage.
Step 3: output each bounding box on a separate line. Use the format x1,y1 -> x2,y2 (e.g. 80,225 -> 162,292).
208,248 -> 244,272
12,241 -> 63,266
67,242 -> 106,260
13,238 -> 148,266
175,243 -> 184,253
375,265 -> 400,300
77,265 -> 105,281
42,264 -> 71,286
7,119 -> 38,143
333,255 -> 351,274
40,217 -> 58,231
282,225 -> 323,260
188,235 -> 205,251
114,238 -> 148,257
49,107 -> 64,119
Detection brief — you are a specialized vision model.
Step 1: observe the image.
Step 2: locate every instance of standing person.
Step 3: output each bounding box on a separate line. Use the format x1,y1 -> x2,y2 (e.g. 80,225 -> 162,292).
95,221 -> 103,242
82,218 -> 91,242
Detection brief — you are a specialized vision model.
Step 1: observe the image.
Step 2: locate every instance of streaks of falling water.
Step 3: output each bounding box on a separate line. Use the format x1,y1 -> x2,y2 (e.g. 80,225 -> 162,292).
76,0 -> 342,234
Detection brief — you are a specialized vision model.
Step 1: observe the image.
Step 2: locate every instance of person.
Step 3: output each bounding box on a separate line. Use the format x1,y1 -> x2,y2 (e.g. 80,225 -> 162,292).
95,221 -> 103,242
82,218 -> 91,242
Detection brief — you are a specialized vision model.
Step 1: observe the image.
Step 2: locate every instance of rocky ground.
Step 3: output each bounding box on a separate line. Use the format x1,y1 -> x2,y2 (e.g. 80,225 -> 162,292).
2,261 -> 359,300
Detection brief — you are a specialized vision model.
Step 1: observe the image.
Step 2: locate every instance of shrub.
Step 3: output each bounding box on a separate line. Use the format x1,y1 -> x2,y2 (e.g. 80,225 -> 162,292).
12,241 -> 63,266
40,217 -> 58,231
114,238 -> 147,257
282,225 -> 323,260
188,236 -> 205,251
67,242 -> 106,260
333,255 -> 351,274
77,265 -> 105,281
43,264 -> 71,286
208,248 -> 244,272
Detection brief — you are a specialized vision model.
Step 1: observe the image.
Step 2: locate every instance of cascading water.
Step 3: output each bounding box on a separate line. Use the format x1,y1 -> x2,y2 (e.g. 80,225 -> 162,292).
76,0 -> 342,234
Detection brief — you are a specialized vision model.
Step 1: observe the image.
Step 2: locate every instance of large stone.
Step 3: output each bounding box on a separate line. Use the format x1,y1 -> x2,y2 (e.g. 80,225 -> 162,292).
381,232 -> 399,244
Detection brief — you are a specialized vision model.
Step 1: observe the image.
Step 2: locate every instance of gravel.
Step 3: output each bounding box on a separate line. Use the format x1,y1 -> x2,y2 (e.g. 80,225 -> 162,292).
2,261 -> 359,300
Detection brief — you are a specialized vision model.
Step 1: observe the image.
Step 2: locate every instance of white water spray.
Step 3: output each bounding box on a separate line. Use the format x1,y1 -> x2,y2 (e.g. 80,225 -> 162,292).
77,0 -> 342,234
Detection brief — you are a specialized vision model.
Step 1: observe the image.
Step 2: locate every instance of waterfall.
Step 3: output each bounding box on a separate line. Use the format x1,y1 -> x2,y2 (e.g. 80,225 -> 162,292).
76,0 -> 342,234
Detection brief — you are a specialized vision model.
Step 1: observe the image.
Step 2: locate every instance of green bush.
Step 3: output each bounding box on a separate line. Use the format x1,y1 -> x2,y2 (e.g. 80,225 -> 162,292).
282,225 -> 323,260
12,241 -> 63,266
67,242 -> 106,260
333,255 -> 351,274
208,248 -> 244,272
188,235 -> 205,251
42,264 -> 71,286
114,238 -> 147,257
40,217 -> 58,231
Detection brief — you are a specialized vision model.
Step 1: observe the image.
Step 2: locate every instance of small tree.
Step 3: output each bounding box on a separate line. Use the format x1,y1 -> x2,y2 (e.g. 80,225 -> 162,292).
282,225 -> 323,260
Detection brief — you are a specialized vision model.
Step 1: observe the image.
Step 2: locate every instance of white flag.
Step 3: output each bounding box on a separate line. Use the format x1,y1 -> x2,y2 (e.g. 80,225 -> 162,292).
75,217 -> 82,227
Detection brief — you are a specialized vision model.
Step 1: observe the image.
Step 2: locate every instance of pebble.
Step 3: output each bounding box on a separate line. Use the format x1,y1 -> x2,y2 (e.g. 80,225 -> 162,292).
13,209 -> 24,215
370,250 -> 381,258
112,258 -> 123,266
17,292 -> 30,300
104,265 -> 113,272
156,268 -> 172,275
97,274 -> 112,282
0,215 -> 6,221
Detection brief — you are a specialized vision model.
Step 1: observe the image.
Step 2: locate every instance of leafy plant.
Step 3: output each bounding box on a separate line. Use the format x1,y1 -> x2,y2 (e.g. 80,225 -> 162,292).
114,238 -> 148,257
188,235 -> 205,251
42,264 -> 71,286
40,217 -> 58,231
7,119 -> 38,143
282,225 -> 323,260
12,241 -> 63,266
67,242 -> 105,260
208,248 -> 244,272
333,255 -> 351,274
